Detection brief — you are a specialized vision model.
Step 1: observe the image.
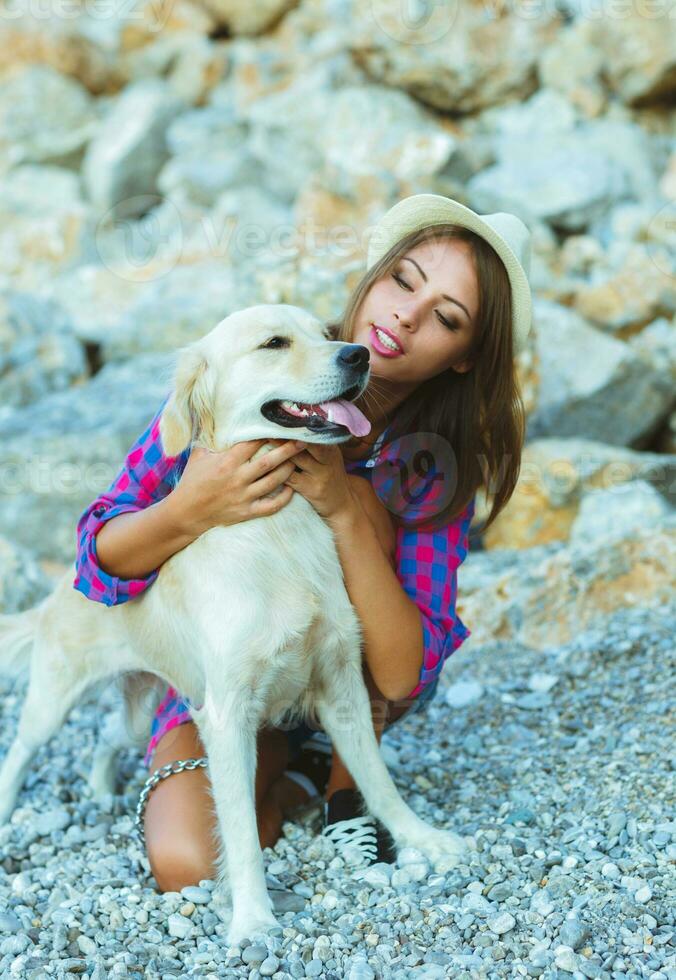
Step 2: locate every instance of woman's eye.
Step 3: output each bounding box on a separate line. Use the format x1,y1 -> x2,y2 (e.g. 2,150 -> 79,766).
392,272 -> 460,331
437,313 -> 459,331
392,273 -> 411,290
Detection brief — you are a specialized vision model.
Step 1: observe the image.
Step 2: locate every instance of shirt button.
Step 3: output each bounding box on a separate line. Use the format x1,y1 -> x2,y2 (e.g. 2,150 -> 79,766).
366,459 -> 375,468
93,505 -> 106,517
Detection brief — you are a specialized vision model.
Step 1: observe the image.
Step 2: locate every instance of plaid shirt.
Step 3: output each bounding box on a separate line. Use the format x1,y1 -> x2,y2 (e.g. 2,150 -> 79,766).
74,395 -> 474,702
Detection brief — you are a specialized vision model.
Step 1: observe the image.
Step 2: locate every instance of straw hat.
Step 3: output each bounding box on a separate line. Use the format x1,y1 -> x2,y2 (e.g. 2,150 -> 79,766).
366,193 -> 533,356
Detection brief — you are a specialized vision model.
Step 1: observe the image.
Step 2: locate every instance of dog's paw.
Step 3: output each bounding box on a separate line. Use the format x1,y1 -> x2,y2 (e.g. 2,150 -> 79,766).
414,828 -> 469,873
227,912 -> 280,947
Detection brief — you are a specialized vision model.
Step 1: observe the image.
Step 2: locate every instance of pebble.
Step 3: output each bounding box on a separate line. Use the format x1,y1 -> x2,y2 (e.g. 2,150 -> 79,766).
0,594 -> 671,980
559,918 -> 590,949
444,679 -> 484,708
488,912 -> 516,935
180,886 -> 211,904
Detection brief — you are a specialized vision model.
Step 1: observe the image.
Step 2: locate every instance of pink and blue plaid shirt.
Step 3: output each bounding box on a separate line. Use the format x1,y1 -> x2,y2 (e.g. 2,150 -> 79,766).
74,395 -> 474,750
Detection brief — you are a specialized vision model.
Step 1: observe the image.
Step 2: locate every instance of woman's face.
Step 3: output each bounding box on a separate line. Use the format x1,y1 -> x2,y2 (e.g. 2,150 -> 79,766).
353,237 -> 478,384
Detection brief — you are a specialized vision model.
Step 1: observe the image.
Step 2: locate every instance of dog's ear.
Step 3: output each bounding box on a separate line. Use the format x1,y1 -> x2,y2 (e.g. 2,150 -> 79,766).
159,345 -> 215,456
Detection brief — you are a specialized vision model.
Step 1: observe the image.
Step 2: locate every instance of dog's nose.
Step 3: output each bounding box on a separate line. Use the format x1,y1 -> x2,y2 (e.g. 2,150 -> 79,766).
337,344 -> 370,370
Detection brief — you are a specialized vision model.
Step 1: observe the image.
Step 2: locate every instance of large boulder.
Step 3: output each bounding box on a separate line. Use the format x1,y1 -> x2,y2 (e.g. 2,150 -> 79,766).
0,65 -> 97,174
82,80 -> 185,218
349,2 -> 561,114
458,515 -> 676,651
0,290 -> 88,418
527,300 -> 674,447
479,438 -> 676,551
0,355 -> 173,562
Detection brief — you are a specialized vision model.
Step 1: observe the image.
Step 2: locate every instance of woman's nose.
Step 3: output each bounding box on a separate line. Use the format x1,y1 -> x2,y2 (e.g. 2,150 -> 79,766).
393,310 -> 414,330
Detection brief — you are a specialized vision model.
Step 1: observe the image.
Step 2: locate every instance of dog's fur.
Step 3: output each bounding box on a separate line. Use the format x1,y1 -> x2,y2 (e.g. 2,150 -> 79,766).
0,304 -> 468,944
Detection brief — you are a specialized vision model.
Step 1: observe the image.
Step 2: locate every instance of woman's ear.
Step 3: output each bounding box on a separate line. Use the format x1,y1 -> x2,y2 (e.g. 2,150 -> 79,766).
159,345 -> 215,455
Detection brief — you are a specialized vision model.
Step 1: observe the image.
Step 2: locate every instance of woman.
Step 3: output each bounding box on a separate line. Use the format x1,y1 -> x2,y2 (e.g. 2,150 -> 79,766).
74,193 -> 532,887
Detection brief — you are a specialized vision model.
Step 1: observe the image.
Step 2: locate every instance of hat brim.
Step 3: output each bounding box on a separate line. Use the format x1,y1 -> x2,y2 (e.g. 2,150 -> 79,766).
366,194 -> 532,356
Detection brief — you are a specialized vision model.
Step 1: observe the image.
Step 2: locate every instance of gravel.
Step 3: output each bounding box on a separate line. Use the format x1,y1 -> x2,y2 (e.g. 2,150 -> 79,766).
0,602 -> 674,978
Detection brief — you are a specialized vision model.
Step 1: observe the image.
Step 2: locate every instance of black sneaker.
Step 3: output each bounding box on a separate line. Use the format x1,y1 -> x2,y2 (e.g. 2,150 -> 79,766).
322,788 -> 397,866
286,734 -> 333,800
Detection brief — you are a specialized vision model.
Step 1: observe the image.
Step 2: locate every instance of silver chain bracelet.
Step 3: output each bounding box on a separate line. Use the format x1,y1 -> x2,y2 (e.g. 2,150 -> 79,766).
134,757 -> 208,845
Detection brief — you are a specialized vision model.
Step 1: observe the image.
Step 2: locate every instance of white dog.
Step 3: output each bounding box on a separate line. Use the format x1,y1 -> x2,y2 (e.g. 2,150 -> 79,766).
0,304 -> 468,944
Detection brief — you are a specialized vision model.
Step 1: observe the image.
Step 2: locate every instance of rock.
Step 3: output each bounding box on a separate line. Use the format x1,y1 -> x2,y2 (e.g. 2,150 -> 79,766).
573,247 -> 675,337
180,885 -> 211,904
241,75 -> 456,202
488,912 -> 516,935
554,946 -> 579,973
167,912 -> 192,939
194,0 -> 296,34
0,0 -> 217,94
0,353 -> 174,560
100,260 -> 261,361
444,680 -> 484,709
35,809 -> 71,835
559,918 -> 590,949
0,165 -> 89,290
584,7 -> 676,107
459,516 -> 676,650
0,289 -> 88,415
0,535 -> 52,616
0,65 -> 96,173
82,79 -> 184,218
538,25 -> 605,116
480,436 -> 676,550
350,2 -> 559,114
527,300 -> 674,447
570,480 -> 672,548
158,105 -> 264,207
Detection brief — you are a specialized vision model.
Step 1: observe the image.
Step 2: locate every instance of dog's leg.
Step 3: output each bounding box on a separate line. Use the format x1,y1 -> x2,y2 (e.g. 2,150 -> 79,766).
87,704 -> 132,800
195,690 -> 279,945
88,671 -> 167,799
314,660 -> 469,872
0,658 -> 96,825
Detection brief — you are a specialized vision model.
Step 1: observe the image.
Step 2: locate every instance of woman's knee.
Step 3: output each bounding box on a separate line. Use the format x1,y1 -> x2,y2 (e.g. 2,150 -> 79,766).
144,773 -> 221,891
143,723 -> 220,891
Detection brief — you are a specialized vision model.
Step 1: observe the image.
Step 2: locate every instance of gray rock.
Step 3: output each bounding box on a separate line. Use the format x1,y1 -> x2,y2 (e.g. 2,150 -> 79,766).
559,918 -> 590,950
0,353 -> 173,560
82,80 -> 184,218
527,299 -> 674,447
0,65 -> 96,170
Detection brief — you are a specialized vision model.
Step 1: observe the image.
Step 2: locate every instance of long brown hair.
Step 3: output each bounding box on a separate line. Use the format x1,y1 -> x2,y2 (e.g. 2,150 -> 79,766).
330,223 -> 526,536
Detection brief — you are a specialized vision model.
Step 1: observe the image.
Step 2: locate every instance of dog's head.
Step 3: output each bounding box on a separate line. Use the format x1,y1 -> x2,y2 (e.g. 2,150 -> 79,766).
159,303 -> 372,456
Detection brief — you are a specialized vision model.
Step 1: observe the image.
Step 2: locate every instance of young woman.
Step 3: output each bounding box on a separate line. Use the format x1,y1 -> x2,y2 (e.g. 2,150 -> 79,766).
74,193 -> 532,887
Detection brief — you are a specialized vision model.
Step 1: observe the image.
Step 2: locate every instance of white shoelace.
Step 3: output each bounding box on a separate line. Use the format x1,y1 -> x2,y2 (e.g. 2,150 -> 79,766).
322,813 -> 378,864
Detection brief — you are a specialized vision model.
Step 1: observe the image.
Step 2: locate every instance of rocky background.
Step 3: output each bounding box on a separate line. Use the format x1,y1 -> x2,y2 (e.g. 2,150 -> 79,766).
0,1 -> 674,978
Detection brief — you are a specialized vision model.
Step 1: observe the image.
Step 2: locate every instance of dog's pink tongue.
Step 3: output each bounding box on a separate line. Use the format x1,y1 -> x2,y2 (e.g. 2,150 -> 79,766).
319,399 -> 371,437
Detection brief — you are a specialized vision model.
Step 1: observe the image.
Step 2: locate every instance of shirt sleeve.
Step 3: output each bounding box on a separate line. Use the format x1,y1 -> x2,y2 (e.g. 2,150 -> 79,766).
72,394 -> 187,607
396,495 -> 475,700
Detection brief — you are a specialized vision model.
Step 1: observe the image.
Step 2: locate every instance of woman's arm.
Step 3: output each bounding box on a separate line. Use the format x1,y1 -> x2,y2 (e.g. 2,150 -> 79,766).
73,395 -> 190,606
330,491 -> 475,702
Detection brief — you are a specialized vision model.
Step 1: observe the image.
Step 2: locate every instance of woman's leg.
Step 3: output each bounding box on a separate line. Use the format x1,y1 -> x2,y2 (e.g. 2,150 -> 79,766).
325,662 -> 414,798
144,721 -> 312,892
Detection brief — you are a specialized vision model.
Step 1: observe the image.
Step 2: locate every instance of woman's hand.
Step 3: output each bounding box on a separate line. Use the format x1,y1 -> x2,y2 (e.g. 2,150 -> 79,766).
172,438 -> 304,536
283,442 -> 358,528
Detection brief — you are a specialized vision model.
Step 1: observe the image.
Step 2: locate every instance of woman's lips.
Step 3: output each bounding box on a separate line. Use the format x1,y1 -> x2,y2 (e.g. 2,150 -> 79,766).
369,325 -> 404,357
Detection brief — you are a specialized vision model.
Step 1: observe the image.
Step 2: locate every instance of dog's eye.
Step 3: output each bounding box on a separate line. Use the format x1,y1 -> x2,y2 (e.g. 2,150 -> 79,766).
261,336 -> 290,349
